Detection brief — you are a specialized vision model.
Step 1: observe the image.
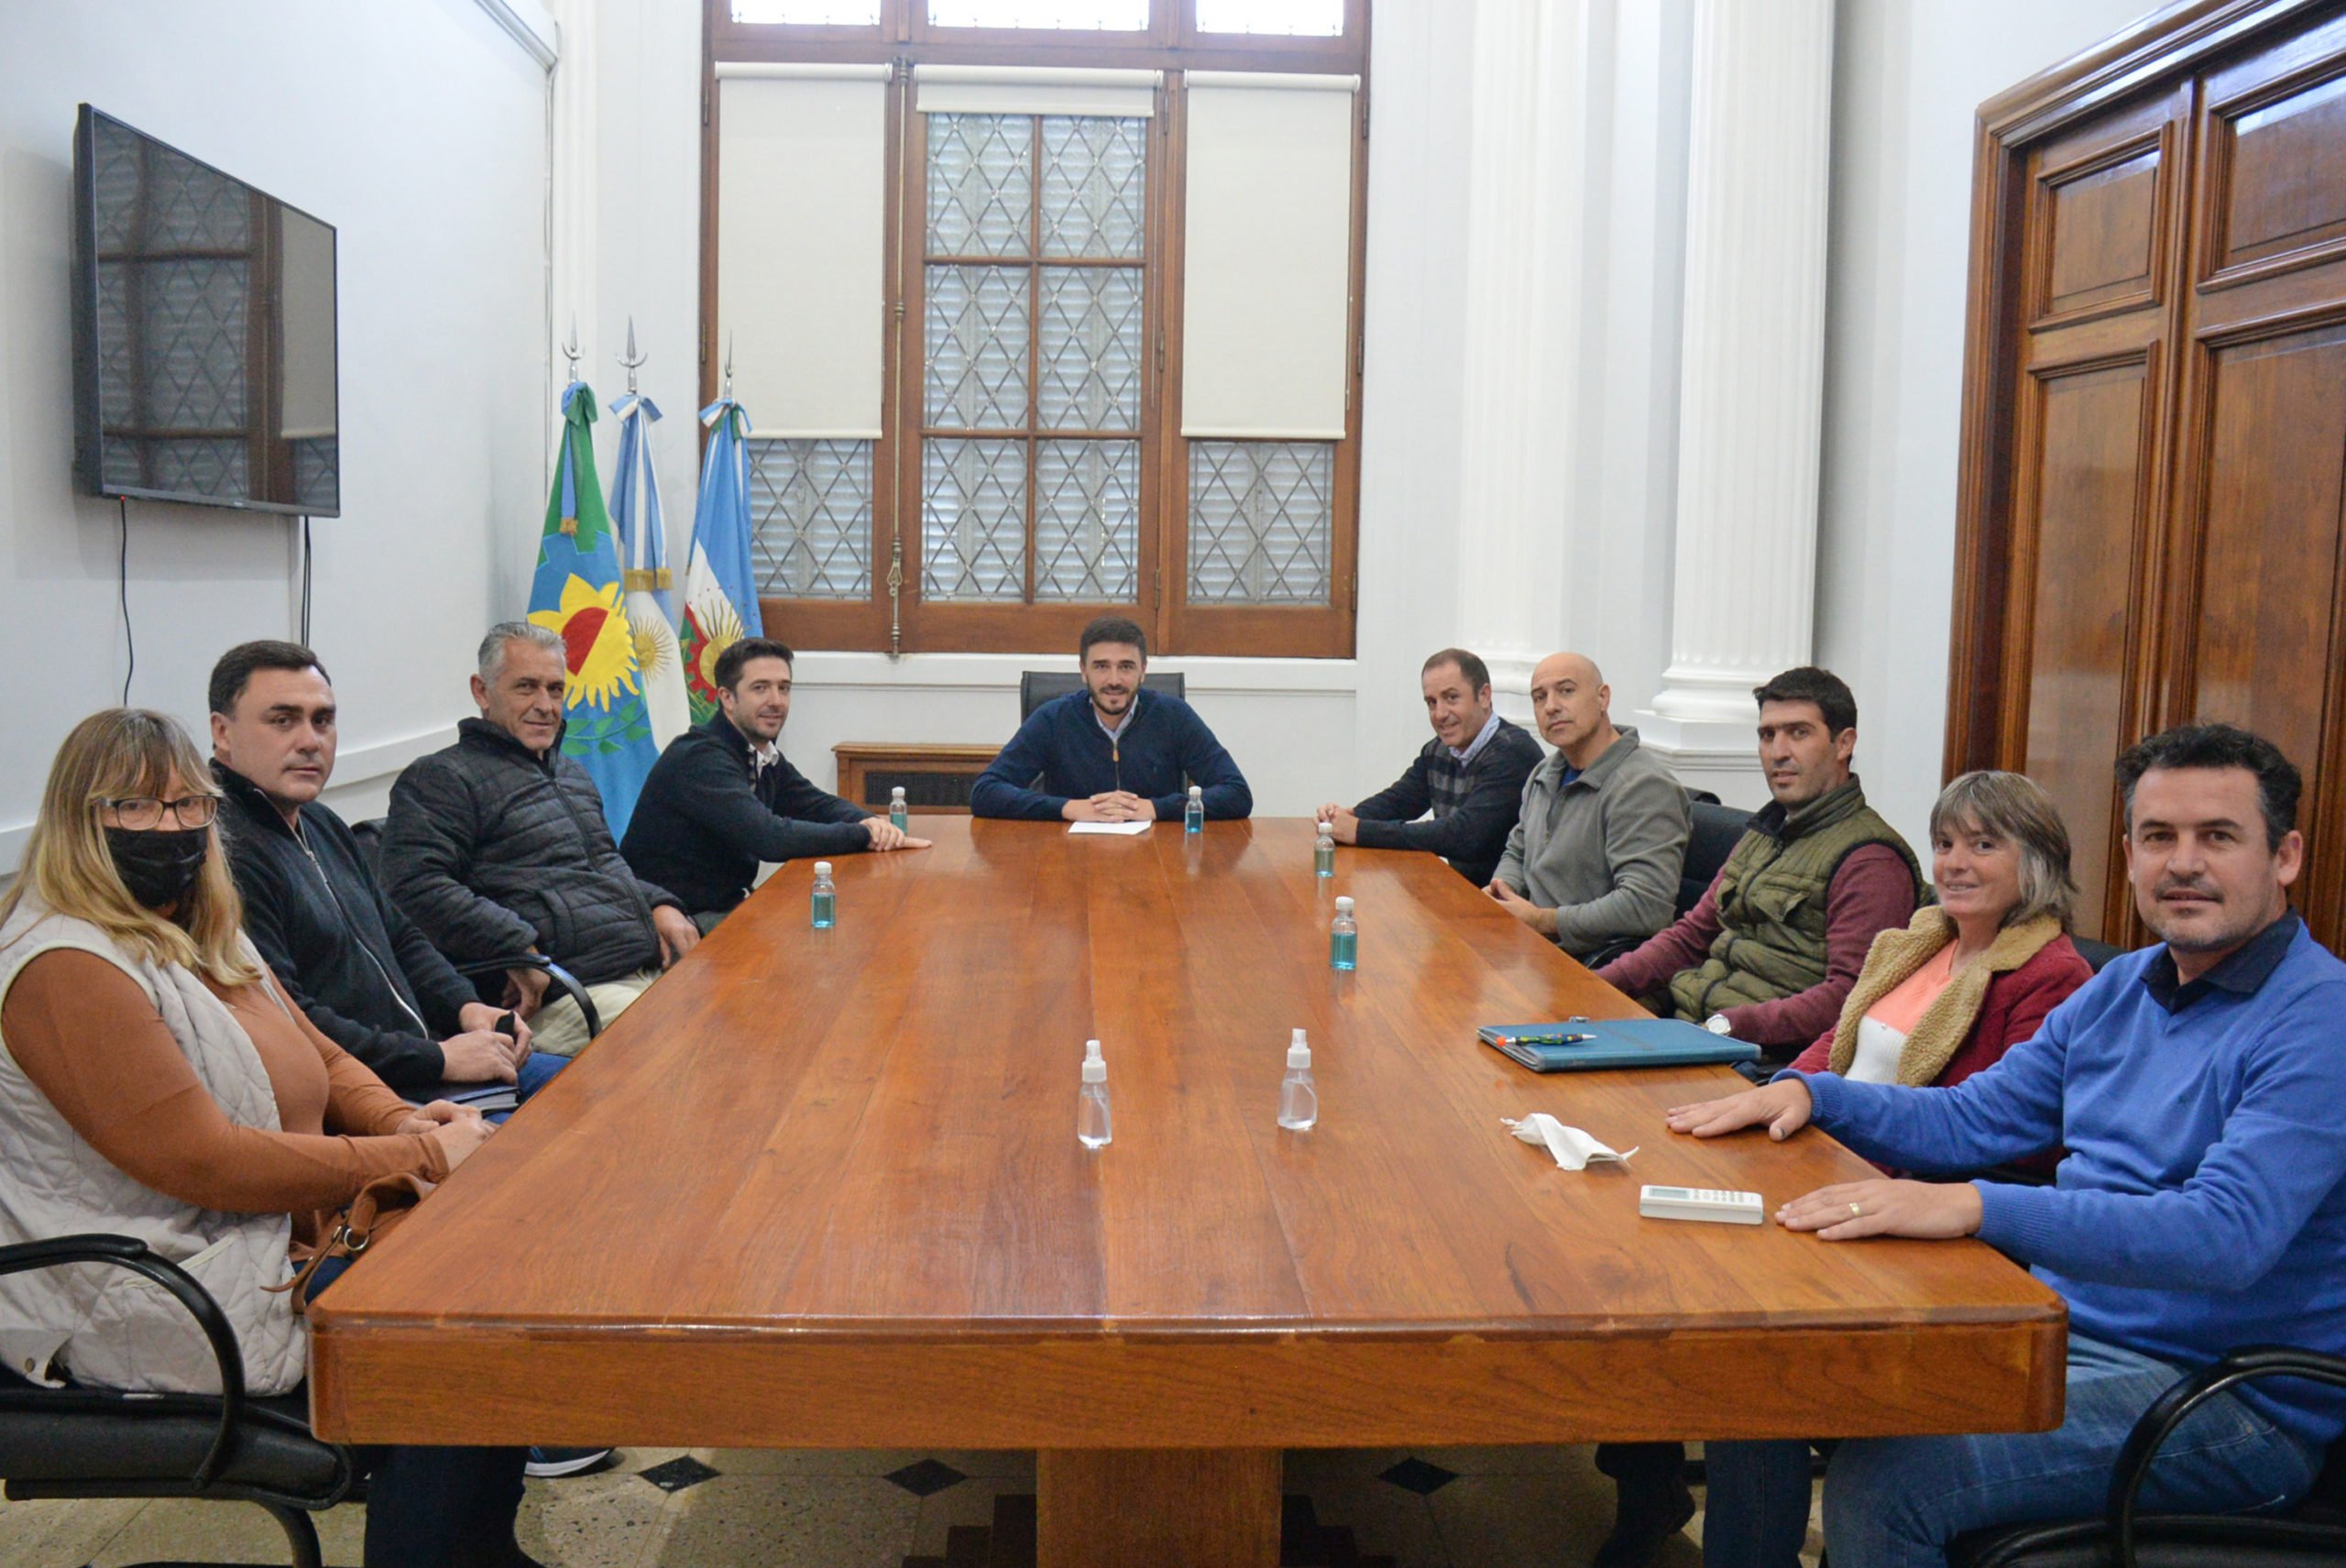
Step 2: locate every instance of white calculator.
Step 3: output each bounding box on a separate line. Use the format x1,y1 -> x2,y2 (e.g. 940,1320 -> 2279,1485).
1639,1184 -> 1765,1224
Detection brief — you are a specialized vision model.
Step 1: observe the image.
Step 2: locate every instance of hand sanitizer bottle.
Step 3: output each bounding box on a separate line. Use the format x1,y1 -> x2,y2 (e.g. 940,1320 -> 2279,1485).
1078,1039 -> 1113,1149
1330,895 -> 1357,971
1278,1027 -> 1318,1130
1184,784 -> 1204,834
810,861 -> 836,929
888,786 -> 908,833
1314,819 -> 1336,877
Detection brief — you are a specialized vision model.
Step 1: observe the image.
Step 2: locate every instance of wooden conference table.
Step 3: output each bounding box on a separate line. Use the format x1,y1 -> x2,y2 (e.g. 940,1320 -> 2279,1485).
310,817 -> 2063,1566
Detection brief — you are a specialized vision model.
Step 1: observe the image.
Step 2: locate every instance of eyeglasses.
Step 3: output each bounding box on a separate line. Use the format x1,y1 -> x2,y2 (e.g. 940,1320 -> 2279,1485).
98,795 -> 220,830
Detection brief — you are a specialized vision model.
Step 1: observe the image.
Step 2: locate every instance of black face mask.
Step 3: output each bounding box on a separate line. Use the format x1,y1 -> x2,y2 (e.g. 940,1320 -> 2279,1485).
104,826 -> 212,909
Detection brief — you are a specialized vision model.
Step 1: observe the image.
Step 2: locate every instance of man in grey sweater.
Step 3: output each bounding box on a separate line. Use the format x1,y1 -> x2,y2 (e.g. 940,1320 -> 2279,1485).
1487,652 -> 1691,963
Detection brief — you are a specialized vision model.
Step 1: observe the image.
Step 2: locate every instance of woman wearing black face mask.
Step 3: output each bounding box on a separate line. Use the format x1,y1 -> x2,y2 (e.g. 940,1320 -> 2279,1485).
0,710 -> 543,1568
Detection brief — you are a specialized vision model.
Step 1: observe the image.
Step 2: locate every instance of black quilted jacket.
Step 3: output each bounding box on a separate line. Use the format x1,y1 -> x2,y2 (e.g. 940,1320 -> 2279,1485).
380,718 -> 681,985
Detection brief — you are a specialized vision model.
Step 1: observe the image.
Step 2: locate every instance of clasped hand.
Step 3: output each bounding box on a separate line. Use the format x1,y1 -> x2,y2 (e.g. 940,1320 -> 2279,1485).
1662,1079 -> 1982,1241
1064,791 -> 1156,823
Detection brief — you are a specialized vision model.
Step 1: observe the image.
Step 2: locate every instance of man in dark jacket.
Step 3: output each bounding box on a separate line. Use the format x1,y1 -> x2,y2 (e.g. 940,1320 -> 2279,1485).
970,616 -> 1251,822
208,641 -> 554,1102
382,622 -> 700,1058
623,637 -> 927,929
1314,647 -> 1541,887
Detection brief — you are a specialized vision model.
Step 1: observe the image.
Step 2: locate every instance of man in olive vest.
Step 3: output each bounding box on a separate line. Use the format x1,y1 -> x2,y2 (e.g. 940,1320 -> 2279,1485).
1584,664 -> 1923,1568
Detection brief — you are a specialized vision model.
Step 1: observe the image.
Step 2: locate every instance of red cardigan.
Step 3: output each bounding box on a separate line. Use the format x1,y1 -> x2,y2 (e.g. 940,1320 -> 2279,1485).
1786,932 -> 2095,1086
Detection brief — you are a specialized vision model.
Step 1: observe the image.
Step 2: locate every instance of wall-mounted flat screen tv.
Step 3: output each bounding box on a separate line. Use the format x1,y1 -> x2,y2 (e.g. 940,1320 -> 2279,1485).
71,105 -> 340,516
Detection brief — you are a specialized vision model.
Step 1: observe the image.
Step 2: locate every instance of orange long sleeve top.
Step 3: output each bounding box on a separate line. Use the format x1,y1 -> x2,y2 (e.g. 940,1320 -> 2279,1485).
1,948 -> 450,1255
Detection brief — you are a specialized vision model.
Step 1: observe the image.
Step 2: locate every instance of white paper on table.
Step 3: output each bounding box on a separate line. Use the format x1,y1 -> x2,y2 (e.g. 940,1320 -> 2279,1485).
1068,819 -> 1153,836
1501,1113 -> 1638,1171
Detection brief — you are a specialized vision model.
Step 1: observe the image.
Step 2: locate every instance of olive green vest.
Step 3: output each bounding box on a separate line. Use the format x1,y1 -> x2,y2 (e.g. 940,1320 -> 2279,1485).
1666,779 -> 1922,1024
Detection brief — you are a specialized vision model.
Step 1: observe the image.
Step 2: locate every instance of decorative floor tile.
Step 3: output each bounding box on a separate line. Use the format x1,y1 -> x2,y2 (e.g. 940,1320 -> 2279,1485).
1380,1456 -> 1462,1496
639,1454 -> 723,1493
640,1474 -> 917,1568
882,1457 -> 969,1497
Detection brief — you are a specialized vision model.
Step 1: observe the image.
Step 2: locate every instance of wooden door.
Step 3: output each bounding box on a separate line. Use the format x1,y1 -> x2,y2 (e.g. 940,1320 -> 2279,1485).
2163,14 -> 2346,940
1949,0 -> 2346,950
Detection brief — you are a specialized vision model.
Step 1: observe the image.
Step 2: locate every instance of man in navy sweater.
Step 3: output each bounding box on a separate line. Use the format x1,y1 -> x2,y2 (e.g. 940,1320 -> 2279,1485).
971,616 -> 1252,823
1672,723 -> 2346,1568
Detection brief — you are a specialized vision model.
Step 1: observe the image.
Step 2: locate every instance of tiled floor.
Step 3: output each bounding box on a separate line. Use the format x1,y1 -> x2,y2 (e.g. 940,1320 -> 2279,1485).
0,1443 -> 1824,1566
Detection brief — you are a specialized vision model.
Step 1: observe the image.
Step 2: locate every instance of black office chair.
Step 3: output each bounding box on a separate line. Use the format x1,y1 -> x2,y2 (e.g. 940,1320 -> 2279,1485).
1679,799 -> 1756,917
1018,669 -> 1183,720
350,818 -> 603,1037
2072,936 -> 2127,973
1949,1345 -> 2346,1568
0,1234 -> 356,1568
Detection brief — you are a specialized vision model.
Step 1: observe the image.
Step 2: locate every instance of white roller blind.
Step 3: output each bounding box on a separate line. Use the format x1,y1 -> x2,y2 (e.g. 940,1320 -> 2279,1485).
716,64 -> 889,437
1180,71 -> 1358,439
913,64 -> 1159,117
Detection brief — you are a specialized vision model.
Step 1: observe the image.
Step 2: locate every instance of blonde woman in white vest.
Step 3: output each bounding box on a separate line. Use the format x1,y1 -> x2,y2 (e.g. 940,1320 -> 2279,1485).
0,709 -> 542,1568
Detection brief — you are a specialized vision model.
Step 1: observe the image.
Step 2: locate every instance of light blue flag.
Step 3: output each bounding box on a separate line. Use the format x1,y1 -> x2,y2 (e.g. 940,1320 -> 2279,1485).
608,390 -> 690,746
680,396 -> 766,725
526,380 -> 659,839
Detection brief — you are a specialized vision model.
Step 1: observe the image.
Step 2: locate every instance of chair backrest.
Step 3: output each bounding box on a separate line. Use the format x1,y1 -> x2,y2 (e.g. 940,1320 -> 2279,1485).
1678,800 -> 1755,918
1019,669 -> 1184,720
2071,936 -> 2126,973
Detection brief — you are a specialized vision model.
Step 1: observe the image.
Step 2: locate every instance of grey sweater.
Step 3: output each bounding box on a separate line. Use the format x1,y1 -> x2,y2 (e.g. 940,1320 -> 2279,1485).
1492,726 -> 1691,960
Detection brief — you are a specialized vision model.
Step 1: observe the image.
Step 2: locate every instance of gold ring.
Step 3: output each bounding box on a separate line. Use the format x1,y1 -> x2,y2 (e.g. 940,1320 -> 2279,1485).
1849,1202 -> 1862,1218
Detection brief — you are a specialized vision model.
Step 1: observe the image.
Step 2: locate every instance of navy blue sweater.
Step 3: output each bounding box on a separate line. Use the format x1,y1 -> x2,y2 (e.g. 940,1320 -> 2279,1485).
970,690 -> 1253,822
1799,915 -> 2346,1448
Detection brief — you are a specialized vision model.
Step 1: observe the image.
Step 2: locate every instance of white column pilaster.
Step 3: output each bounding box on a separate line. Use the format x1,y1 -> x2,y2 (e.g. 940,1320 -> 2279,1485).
546,0 -> 597,431
1453,0 -> 1591,720
1637,0 -> 1835,805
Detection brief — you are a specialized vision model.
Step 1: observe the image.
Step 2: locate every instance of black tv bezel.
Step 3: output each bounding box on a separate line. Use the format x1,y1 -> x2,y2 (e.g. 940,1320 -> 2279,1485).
71,104 -> 343,519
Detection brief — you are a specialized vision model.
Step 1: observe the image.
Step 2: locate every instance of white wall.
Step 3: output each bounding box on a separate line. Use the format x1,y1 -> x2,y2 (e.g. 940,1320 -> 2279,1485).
1814,0 -> 2156,849
0,0 -> 552,871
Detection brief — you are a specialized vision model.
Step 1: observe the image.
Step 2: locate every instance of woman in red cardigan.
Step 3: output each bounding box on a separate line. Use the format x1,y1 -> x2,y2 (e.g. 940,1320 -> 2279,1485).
1783,768 -> 2091,1097
1693,769 -> 2095,1568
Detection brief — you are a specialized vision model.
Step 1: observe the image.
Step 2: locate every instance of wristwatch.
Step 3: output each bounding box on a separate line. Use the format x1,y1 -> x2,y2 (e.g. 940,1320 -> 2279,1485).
1704,1013 -> 1734,1036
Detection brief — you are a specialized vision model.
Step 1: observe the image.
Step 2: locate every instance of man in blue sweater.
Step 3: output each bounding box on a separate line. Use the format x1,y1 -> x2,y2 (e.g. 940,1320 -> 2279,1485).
1668,723 -> 2346,1568
971,616 -> 1252,823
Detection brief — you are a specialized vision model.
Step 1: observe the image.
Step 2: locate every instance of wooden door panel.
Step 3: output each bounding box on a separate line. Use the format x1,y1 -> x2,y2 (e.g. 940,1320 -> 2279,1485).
2016,359 -> 2155,938
2200,11 -> 2346,288
2180,323 -> 2346,933
2040,145 -> 2165,321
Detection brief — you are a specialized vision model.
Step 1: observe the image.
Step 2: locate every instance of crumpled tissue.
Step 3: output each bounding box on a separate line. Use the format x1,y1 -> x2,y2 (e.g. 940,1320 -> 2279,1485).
1502,1113 -> 1638,1170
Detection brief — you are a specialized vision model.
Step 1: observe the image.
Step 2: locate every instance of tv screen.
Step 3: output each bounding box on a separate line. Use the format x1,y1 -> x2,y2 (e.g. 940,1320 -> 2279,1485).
71,105 -> 339,516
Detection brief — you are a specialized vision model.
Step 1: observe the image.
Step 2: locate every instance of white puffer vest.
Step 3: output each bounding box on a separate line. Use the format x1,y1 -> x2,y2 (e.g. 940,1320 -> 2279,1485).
0,901 -> 307,1395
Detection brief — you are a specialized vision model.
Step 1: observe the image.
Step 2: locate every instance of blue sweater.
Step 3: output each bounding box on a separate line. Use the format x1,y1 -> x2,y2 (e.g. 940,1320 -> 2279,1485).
970,690 -> 1253,822
1798,916 -> 2346,1447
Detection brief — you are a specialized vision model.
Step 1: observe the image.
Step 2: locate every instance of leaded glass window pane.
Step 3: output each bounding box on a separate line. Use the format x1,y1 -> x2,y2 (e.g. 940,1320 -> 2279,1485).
1188,442 -> 1333,604
927,0 -> 1147,27
730,0 -> 881,20
927,115 -> 1031,258
1037,268 -> 1142,431
750,439 -> 872,599
1040,116 -> 1146,258
1036,441 -> 1139,599
924,439 -> 1027,599
1194,0 -> 1344,34
926,264 -> 1029,429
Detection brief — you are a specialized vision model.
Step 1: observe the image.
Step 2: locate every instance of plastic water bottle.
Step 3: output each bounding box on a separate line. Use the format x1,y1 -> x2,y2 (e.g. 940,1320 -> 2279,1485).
1278,1027 -> 1318,1130
888,786 -> 908,833
1078,1039 -> 1113,1149
1184,784 -> 1204,834
1314,819 -> 1336,878
1330,895 -> 1357,971
810,861 -> 836,929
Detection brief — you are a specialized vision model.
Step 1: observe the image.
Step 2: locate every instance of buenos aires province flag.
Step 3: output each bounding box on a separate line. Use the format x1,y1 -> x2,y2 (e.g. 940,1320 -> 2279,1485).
526,380 -> 659,839
680,395 -> 765,726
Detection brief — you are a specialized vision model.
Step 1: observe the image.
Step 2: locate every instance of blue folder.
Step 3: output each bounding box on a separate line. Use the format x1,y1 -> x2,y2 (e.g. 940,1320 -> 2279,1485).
1477,1017 -> 1761,1073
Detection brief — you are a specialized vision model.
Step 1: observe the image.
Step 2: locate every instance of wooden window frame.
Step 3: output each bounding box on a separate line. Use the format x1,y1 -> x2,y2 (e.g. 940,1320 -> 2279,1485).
702,0 -> 1369,658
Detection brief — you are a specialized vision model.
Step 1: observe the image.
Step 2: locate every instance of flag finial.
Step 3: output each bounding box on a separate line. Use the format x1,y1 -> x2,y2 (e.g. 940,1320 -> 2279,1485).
562,315 -> 581,378
621,315 -> 644,394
